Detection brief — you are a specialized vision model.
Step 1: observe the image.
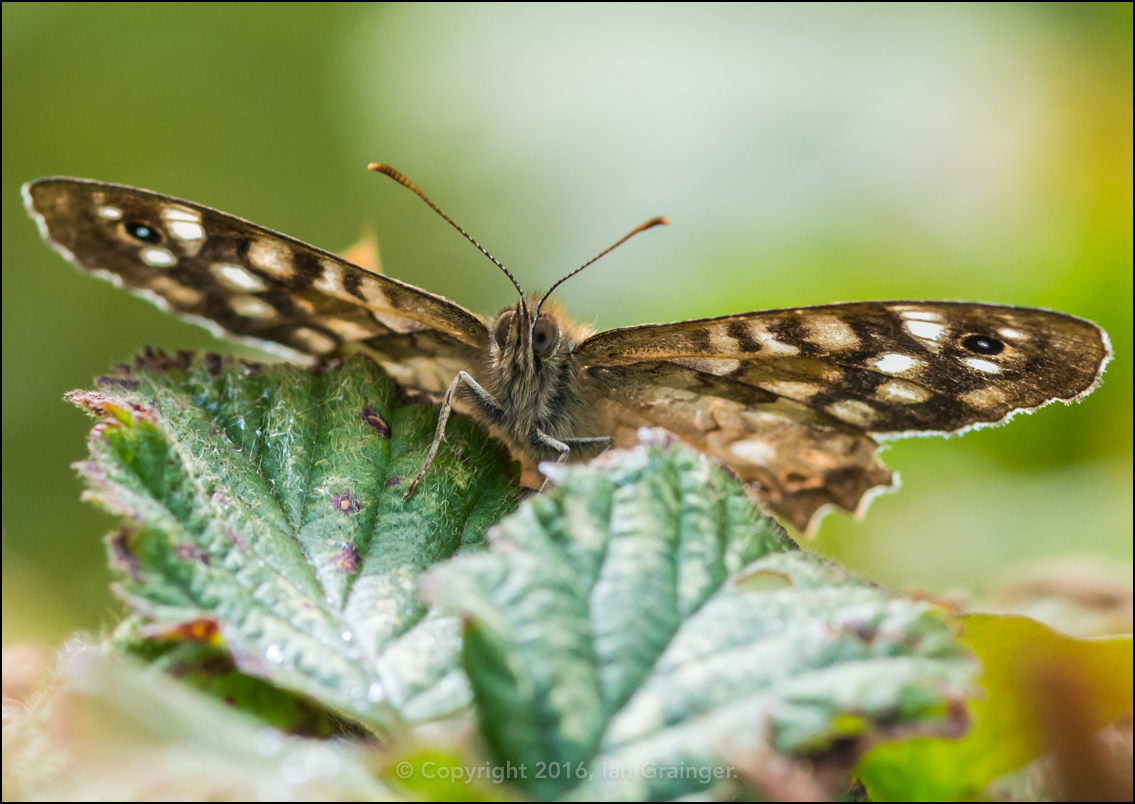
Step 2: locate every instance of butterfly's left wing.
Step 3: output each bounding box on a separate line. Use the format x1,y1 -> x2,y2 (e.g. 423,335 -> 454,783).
23,178 -> 489,377
576,302 -> 1110,531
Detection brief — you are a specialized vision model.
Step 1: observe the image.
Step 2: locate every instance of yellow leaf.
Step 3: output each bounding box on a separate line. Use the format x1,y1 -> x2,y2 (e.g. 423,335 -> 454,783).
857,613 -> 1132,801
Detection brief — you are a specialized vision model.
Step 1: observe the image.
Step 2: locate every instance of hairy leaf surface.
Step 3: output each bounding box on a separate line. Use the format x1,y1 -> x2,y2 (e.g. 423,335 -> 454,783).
426,431 -> 978,800
71,353 -> 518,729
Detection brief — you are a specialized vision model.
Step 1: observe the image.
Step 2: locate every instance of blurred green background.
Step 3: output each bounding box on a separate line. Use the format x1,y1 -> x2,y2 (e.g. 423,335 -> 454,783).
3,3 -> 1131,644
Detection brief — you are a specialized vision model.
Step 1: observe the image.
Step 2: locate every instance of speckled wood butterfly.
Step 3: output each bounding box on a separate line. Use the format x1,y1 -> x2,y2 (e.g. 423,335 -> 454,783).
24,168 -> 1111,532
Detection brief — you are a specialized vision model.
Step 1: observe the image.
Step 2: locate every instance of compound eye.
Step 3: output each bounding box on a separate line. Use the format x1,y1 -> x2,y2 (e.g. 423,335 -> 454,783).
532,316 -> 560,358
494,311 -> 515,350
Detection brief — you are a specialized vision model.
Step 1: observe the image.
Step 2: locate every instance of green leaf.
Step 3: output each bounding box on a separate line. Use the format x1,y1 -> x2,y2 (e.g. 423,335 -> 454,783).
116,622 -> 350,737
857,613 -> 1134,801
69,353 -> 519,731
424,431 -> 978,800
2,643 -> 393,801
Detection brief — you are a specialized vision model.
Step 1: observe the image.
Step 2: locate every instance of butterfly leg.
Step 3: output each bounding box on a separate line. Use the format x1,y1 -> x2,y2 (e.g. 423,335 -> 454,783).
532,432 -> 614,490
562,435 -> 614,458
403,371 -> 503,501
532,430 -> 571,491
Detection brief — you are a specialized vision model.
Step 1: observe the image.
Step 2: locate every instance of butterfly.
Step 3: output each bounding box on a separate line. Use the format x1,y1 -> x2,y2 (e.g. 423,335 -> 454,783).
23,167 -> 1111,532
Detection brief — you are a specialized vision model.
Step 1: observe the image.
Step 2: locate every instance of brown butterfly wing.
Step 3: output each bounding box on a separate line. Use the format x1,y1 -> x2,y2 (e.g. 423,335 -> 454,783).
351,329 -> 484,396
581,361 -> 894,532
24,178 -> 488,366
578,302 -> 1110,531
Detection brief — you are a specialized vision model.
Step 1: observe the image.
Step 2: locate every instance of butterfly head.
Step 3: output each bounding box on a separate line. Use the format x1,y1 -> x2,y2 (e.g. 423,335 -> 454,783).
490,294 -> 582,376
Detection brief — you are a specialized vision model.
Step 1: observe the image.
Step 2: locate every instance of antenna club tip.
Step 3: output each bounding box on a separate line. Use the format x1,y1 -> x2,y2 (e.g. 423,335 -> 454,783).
635,216 -> 670,234
369,163 -> 407,182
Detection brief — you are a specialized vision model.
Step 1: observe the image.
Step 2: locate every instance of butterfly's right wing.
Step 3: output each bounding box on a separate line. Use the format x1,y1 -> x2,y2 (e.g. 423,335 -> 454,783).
576,302 -> 1109,532
581,360 -> 893,533
24,178 -> 489,378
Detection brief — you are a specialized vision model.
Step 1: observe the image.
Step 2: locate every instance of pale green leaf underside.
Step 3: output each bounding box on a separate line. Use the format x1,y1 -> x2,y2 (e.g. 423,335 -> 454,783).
71,354 -> 518,729
3,645 -> 392,801
427,433 -> 978,800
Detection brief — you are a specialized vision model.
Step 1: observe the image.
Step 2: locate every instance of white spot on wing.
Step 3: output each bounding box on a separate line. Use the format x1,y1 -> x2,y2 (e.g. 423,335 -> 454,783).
707,358 -> 741,375
167,220 -> 204,242
998,327 -> 1025,340
314,259 -> 347,298
730,439 -> 777,466
321,317 -> 381,340
870,353 -> 922,375
805,316 -> 859,351
140,247 -> 176,268
905,320 -> 947,342
292,327 -> 337,354
212,262 -> 267,292
827,399 -> 877,426
964,357 -> 1001,373
229,295 -> 276,319
378,355 -> 458,393
762,380 -> 822,400
899,310 -> 943,322
249,238 -> 294,279
962,386 -> 1007,409
372,310 -> 428,333
162,208 -> 205,255
877,379 -> 931,404
149,276 -> 203,307
749,321 -> 799,356
356,276 -> 391,308
161,207 -> 201,223
710,333 -> 740,353
98,206 -> 123,220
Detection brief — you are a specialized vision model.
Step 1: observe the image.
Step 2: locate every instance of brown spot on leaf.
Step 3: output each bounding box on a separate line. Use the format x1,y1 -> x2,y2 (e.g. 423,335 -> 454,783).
384,476 -> 402,488
331,491 -> 361,514
106,528 -> 142,582
175,543 -> 211,565
360,406 -> 391,437
330,541 -> 361,573
221,524 -> 250,554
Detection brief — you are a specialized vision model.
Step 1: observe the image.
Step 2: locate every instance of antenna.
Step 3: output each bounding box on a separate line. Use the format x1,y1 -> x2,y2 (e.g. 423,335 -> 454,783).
368,163 -> 525,300
534,216 -> 669,320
